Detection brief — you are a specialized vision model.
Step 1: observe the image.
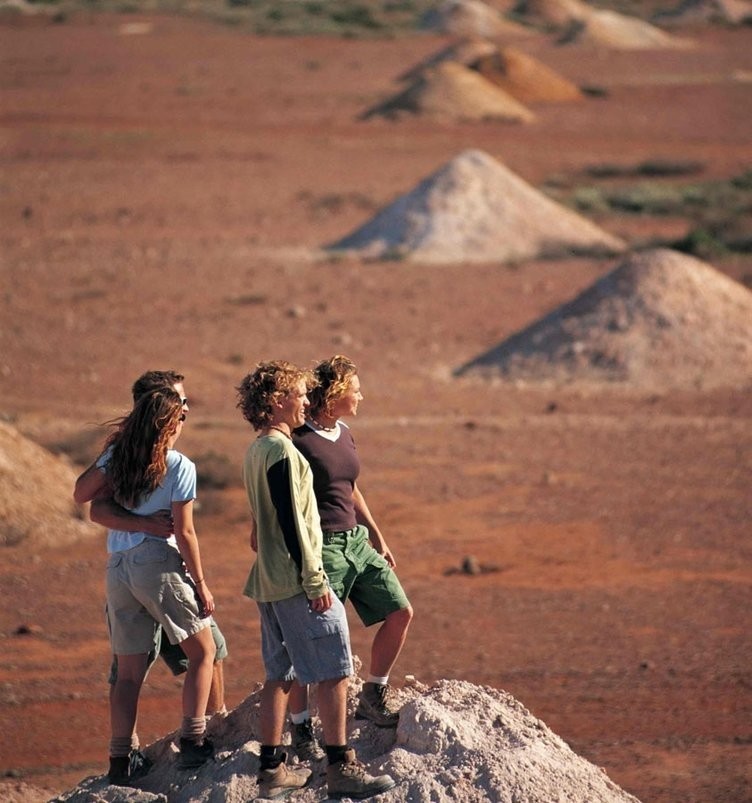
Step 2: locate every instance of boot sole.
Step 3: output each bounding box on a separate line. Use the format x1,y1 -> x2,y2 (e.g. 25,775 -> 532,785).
354,710 -> 399,728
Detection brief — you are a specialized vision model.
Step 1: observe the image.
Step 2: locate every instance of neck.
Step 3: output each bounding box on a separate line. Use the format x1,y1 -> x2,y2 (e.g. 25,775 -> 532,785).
311,414 -> 337,431
267,423 -> 291,439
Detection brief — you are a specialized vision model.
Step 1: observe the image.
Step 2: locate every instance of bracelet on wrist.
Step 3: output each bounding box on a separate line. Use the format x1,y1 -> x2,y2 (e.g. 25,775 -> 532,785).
195,577 -> 205,585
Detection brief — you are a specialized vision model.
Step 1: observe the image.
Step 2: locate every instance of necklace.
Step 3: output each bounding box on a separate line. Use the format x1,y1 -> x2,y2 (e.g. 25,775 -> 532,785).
311,418 -> 337,432
268,424 -> 291,439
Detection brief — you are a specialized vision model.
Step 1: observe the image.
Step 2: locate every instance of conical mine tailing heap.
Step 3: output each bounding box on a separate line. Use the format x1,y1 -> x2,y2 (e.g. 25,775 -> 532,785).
456,248 -> 752,390
326,149 -> 624,264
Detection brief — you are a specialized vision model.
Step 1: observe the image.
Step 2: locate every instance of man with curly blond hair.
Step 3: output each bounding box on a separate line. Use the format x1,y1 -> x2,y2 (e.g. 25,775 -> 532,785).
236,360 -> 396,801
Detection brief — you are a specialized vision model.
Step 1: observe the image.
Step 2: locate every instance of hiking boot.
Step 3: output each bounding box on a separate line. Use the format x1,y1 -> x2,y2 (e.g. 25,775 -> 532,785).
107,749 -> 152,786
177,736 -> 215,770
258,753 -> 312,799
128,749 -> 152,781
291,718 -> 325,762
107,755 -> 130,786
327,748 -> 396,800
355,681 -> 399,728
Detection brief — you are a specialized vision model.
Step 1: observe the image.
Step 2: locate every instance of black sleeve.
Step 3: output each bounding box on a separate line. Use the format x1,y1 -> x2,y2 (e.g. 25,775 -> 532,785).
267,457 -> 303,573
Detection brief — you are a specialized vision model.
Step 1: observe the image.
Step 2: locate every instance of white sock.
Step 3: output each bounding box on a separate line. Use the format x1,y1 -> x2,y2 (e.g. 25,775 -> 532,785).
367,675 -> 389,686
290,709 -> 310,725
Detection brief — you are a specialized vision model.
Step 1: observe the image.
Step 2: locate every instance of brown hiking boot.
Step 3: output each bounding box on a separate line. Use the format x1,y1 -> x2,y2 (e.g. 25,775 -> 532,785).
326,748 -> 396,800
355,681 -> 399,728
291,718 -> 325,762
257,753 -> 311,799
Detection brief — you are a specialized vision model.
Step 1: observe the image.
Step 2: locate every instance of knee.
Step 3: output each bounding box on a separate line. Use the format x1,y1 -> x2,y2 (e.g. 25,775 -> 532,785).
388,605 -> 413,630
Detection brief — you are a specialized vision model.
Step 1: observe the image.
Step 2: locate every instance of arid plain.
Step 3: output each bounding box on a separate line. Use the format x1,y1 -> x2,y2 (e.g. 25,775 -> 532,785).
1,8 -> 751,802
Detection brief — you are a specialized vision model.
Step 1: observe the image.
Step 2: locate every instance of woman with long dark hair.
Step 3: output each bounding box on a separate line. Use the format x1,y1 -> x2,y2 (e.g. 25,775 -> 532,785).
99,387 -> 216,784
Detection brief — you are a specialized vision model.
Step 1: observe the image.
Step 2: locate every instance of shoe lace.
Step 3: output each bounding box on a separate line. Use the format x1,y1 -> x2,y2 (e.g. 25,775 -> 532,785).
373,683 -> 391,711
342,756 -> 370,780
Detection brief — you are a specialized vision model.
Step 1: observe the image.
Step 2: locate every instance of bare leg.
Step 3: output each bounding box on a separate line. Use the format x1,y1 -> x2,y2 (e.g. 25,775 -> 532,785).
206,660 -> 226,715
179,626 -> 216,719
260,680 -> 293,745
369,606 -> 413,678
111,653 -> 148,741
287,681 -> 309,717
317,676 -> 348,746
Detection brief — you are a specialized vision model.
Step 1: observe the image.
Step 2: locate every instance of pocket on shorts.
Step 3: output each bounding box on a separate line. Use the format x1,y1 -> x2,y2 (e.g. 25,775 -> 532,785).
133,539 -> 172,565
305,609 -> 348,641
106,553 -> 123,569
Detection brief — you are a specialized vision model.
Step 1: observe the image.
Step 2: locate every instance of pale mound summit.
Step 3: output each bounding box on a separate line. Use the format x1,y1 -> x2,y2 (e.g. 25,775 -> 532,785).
512,0 -> 694,47
420,0 -> 529,38
456,249 -> 752,390
362,61 -> 535,123
397,40 -> 583,105
0,421 -> 98,548
471,45 -> 583,103
512,0 -> 591,27
326,149 -> 624,263
52,677 -> 640,803
558,9 -> 694,48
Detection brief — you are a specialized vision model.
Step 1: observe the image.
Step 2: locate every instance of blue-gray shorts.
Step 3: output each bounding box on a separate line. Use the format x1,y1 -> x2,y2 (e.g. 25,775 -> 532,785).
323,525 -> 410,627
106,539 -> 210,655
257,592 -> 352,685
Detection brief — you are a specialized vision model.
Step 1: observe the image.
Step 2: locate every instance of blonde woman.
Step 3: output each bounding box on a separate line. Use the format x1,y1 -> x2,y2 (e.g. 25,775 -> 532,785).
97,387 -> 216,784
287,355 -> 413,758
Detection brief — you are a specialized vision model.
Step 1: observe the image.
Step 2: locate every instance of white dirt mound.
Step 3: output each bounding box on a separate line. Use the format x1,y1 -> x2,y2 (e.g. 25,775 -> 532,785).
421,0 -> 529,37
326,149 -> 625,263
558,10 -> 694,48
0,421 -> 99,548
51,676 -> 641,803
455,248 -> 752,390
362,61 -> 535,122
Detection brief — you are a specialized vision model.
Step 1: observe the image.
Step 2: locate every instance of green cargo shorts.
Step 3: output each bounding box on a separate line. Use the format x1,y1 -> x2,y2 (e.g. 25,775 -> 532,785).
322,524 -> 410,627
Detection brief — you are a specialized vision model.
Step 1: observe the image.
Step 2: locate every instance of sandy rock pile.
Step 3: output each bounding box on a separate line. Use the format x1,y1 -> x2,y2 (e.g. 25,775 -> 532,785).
472,45 -> 583,103
52,676 -> 641,803
326,149 -> 624,263
421,0 -> 528,38
397,39 -> 582,105
558,9 -> 694,48
398,37 -> 498,82
456,248 -> 752,390
0,420 -> 98,548
362,61 -> 535,122
511,0 -> 694,47
512,0 -> 591,28
653,0 -> 752,25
